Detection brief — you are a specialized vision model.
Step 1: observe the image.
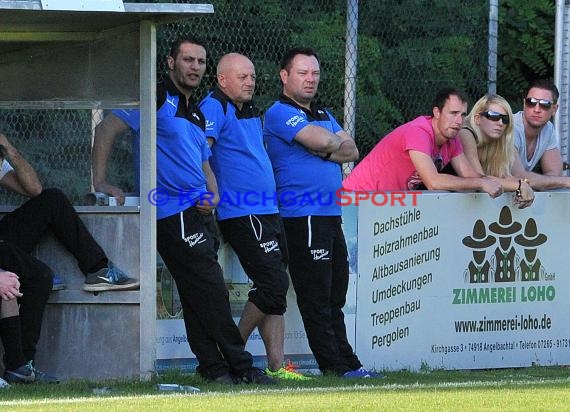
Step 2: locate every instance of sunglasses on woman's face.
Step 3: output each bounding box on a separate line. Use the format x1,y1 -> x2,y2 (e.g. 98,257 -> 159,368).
524,97 -> 553,110
479,110 -> 510,125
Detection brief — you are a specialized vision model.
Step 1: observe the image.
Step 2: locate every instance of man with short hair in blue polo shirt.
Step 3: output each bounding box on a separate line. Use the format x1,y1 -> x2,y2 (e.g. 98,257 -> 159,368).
92,38 -> 274,385
199,53 -> 308,380
264,47 -> 381,378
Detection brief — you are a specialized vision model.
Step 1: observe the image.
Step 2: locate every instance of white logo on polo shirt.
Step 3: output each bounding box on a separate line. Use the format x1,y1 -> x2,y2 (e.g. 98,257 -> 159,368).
166,97 -> 176,108
286,115 -> 305,128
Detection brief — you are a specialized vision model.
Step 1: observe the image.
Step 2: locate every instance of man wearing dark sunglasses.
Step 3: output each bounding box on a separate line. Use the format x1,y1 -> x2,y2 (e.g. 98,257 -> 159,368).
511,80 -> 570,189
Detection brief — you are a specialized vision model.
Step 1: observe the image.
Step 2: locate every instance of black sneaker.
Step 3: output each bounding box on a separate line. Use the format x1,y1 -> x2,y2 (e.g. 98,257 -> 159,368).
83,261 -> 140,292
240,367 -> 277,385
212,373 -> 237,385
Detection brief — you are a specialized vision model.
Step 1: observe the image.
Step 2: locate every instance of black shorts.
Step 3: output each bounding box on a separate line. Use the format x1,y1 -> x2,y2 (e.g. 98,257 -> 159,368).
218,214 -> 289,315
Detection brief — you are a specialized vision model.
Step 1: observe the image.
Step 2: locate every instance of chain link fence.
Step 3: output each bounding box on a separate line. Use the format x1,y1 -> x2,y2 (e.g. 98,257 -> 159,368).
0,1 -> 513,205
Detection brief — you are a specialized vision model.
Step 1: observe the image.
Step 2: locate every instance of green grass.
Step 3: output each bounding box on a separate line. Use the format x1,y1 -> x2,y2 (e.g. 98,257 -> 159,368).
2,367 -> 570,411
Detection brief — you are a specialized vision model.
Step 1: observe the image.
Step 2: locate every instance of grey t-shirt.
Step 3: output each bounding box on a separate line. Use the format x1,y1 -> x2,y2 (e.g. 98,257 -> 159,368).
513,111 -> 559,171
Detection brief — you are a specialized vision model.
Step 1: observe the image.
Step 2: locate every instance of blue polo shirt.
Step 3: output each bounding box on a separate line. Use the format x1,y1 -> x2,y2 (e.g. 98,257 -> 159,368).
263,95 -> 343,217
113,77 -> 211,219
199,86 -> 278,220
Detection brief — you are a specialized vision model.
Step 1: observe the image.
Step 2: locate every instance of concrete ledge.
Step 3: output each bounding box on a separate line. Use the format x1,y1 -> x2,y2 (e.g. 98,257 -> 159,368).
0,205 -> 140,214
36,303 -> 141,379
48,289 -> 140,304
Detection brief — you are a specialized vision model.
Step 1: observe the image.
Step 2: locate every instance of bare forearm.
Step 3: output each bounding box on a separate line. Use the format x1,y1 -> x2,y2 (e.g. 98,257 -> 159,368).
92,114 -> 129,191
295,125 -> 343,152
521,171 -> 570,191
425,174 -> 487,192
495,176 -> 523,192
329,139 -> 359,163
91,135 -> 128,203
5,147 -> 42,196
205,169 -> 219,198
92,134 -> 114,190
196,161 -> 219,215
313,129 -> 342,152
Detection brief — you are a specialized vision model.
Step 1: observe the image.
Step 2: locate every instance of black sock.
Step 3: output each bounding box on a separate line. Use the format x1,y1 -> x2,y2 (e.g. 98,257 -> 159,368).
0,315 -> 27,371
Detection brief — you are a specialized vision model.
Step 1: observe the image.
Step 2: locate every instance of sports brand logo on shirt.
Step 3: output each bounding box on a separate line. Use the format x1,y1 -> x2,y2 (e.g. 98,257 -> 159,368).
285,115 -> 305,128
311,249 -> 330,261
260,240 -> 280,254
166,97 -> 177,108
206,120 -> 215,131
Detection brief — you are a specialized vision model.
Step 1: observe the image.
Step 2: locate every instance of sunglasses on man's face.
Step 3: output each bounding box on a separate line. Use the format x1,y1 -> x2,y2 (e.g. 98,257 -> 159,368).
479,110 -> 510,125
524,97 -> 553,110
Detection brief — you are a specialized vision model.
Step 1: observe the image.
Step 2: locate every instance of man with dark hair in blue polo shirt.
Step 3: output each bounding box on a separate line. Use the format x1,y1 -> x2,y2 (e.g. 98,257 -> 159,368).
264,47 -> 381,378
92,38 -> 274,385
199,53 -> 308,380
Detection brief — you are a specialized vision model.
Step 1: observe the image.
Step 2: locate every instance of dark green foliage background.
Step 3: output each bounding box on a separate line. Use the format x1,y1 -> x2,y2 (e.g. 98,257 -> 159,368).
0,0 -> 555,204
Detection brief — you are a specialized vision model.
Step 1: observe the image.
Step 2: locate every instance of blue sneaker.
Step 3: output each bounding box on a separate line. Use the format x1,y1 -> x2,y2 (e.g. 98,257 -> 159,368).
0,377 -> 9,388
26,361 -> 60,383
52,275 -> 66,291
83,261 -> 140,292
342,367 -> 385,379
4,362 -> 35,383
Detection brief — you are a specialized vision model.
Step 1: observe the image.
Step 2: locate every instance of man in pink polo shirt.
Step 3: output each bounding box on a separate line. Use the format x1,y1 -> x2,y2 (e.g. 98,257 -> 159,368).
343,88 -> 503,197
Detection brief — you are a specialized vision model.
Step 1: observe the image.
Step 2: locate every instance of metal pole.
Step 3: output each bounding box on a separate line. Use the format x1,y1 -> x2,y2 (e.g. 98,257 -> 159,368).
344,0 -> 358,176
139,19 -> 157,381
554,0 -> 565,167
488,0 -> 499,95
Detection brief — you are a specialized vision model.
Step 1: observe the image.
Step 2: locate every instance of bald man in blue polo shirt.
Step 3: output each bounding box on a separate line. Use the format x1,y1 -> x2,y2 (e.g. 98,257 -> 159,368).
200,53 -> 308,381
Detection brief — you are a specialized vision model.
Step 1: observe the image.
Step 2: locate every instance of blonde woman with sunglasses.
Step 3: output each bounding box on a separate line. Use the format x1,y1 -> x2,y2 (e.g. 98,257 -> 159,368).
458,94 -> 534,208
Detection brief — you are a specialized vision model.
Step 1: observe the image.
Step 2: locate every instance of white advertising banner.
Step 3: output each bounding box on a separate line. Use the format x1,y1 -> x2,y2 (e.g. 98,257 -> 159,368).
356,191 -> 570,371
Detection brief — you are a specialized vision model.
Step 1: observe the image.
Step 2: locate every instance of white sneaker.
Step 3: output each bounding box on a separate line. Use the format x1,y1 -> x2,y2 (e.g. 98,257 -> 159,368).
0,377 -> 10,388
